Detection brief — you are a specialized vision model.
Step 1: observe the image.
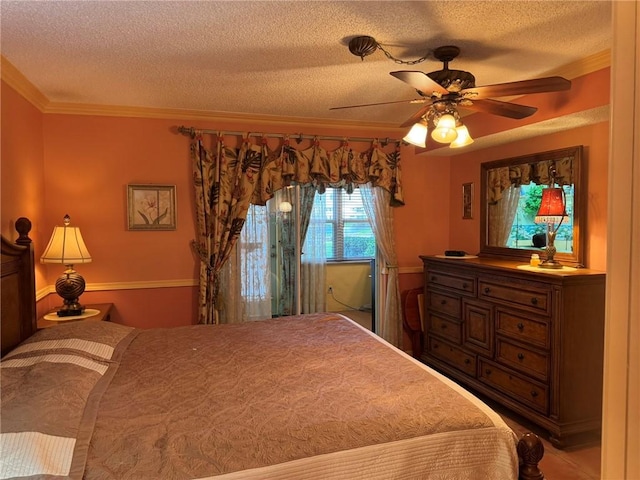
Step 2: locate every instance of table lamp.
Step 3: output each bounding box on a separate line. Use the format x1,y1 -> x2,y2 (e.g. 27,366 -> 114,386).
534,187 -> 567,269
40,215 -> 92,316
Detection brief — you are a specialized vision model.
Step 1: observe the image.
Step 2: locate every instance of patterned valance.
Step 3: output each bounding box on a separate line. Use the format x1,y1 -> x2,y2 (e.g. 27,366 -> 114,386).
240,136 -> 404,207
487,155 -> 574,204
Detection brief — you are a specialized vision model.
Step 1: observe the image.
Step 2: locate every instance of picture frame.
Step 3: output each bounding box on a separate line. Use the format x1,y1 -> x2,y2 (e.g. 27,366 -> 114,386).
127,184 -> 176,230
462,182 -> 473,219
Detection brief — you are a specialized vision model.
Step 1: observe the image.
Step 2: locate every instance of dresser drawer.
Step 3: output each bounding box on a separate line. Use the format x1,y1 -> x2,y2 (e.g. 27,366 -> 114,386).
496,309 -> 550,349
478,277 -> 551,315
427,313 -> 462,344
496,339 -> 549,381
427,291 -> 461,318
427,270 -> 475,295
479,359 -> 549,414
428,337 -> 476,377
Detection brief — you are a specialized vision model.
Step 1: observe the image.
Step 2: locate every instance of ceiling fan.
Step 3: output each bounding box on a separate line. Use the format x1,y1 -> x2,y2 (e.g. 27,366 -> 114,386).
332,40 -> 571,147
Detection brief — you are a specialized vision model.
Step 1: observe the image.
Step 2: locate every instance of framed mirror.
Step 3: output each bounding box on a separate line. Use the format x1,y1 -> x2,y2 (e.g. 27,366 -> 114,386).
480,145 -> 585,267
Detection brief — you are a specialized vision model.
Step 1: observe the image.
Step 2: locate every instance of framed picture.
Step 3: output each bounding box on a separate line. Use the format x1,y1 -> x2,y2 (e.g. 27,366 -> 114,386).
127,184 -> 176,230
462,182 -> 473,219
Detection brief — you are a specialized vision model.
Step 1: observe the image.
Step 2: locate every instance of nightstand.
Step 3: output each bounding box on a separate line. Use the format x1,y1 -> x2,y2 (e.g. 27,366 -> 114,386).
38,303 -> 113,329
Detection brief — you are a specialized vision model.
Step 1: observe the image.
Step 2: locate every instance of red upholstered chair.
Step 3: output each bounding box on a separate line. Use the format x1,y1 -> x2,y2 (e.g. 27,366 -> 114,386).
401,288 -> 424,358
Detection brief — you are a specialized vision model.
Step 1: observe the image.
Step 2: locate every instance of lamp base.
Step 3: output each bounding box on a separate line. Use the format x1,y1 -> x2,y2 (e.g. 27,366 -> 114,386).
539,259 -> 564,269
56,304 -> 85,317
55,269 -> 87,317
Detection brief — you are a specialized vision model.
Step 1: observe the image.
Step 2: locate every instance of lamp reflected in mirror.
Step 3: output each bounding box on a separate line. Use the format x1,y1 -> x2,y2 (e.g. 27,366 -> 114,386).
535,187 -> 567,268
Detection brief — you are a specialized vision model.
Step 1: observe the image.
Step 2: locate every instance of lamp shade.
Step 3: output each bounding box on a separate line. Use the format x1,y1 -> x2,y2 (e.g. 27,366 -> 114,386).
449,125 -> 474,148
278,201 -> 293,213
41,217 -> 92,265
403,121 -> 428,147
535,187 -> 567,224
431,114 -> 458,143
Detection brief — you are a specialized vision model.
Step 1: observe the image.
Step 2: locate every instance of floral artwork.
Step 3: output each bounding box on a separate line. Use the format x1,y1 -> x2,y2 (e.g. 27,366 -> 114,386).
127,184 -> 176,230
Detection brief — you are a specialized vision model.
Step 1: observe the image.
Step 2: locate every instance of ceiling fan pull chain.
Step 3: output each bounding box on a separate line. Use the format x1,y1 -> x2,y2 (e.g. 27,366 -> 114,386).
378,45 -> 430,65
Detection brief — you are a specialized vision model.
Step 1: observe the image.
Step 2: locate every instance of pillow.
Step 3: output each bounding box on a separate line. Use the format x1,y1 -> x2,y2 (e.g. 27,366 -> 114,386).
0,322 -> 138,480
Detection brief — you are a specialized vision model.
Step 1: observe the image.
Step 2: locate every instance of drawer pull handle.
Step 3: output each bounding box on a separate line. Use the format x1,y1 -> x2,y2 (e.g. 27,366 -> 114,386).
440,324 -> 447,329
517,353 -> 525,360
485,369 -> 492,375
462,283 -> 469,289
531,297 -> 538,305
464,358 -> 471,364
484,287 -> 491,294
441,300 -> 447,305
517,322 -> 525,331
431,276 -> 437,282
433,344 -> 439,349
531,390 -> 539,398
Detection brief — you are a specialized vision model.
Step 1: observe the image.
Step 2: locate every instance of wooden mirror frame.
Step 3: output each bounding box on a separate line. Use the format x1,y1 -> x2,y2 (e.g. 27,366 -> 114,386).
480,145 -> 585,267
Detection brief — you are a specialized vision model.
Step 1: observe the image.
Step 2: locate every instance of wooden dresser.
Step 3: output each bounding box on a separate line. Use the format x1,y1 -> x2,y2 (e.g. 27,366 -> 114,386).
420,255 -> 605,448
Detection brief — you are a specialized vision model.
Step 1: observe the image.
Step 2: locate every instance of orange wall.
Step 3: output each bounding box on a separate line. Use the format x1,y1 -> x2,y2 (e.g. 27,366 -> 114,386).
444,121 -> 609,271
3,85 -> 444,328
2,67 -> 609,331
1,82 -> 48,294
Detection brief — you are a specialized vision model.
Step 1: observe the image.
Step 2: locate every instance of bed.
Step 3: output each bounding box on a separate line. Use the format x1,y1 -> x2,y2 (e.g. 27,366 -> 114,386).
1,218 -> 545,480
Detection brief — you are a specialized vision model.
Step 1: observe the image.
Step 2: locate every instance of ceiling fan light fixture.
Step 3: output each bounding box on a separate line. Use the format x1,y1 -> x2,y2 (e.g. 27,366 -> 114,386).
431,114 -> 458,143
450,125 -> 474,148
403,121 -> 428,148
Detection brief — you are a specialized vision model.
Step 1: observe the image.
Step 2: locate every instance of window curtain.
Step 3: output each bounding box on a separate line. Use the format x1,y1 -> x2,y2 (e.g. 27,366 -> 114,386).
360,182 -> 402,348
488,184 -> 521,247
191,135 -> 268,325
190,132 -> 404,325
300,185 -> 326,313
218,204 -> 271,324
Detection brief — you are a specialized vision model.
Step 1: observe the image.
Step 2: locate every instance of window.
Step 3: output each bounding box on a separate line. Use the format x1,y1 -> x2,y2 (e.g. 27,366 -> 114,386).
322,187 -> 375,261
507,183 -> 574,253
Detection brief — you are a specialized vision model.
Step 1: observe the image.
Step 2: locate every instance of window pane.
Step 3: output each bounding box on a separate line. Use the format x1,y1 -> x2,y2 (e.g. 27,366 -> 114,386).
324,223 -> 334,258
344,222 -> 375,258
319,187 -> 375,261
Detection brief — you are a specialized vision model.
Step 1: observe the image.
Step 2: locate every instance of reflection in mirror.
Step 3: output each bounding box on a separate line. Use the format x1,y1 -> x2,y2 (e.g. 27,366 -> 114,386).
480,146 -> 585,267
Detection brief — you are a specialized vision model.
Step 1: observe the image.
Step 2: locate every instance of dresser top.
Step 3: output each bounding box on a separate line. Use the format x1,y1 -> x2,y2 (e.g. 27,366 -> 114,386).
420,255 -> 606,279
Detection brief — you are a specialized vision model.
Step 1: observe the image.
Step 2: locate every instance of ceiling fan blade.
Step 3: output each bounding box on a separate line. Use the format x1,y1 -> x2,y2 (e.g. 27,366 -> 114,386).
464,98 -> 537,119
462,76 -> 571,99
399,104 -> 433,128
390,71 -> 449,96
330,98 -> 426,110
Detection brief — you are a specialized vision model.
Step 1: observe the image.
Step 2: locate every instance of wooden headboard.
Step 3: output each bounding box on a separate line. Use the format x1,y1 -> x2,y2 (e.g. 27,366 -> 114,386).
1,217 -> 37,356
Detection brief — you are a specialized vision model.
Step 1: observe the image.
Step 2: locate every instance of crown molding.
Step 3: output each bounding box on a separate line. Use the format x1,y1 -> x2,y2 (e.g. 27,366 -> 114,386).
2,50 -> 610,127
1,56 -> 49,111
542,49 -> 611,80
42,102 -> 401,131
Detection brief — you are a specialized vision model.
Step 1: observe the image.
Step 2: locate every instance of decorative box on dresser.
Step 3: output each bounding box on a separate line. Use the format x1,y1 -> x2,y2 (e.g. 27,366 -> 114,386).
420,255 -> 605,448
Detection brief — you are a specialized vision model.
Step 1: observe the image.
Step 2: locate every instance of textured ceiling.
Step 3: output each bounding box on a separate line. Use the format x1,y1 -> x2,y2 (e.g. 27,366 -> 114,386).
1,1 -> 612,132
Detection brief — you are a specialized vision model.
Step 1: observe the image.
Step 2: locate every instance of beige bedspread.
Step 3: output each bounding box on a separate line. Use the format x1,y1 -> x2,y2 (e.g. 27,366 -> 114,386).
1,313 -> 518,479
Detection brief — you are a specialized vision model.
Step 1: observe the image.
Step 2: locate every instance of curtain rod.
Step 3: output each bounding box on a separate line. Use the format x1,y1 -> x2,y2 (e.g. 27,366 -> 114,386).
177,126 -> 402,146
